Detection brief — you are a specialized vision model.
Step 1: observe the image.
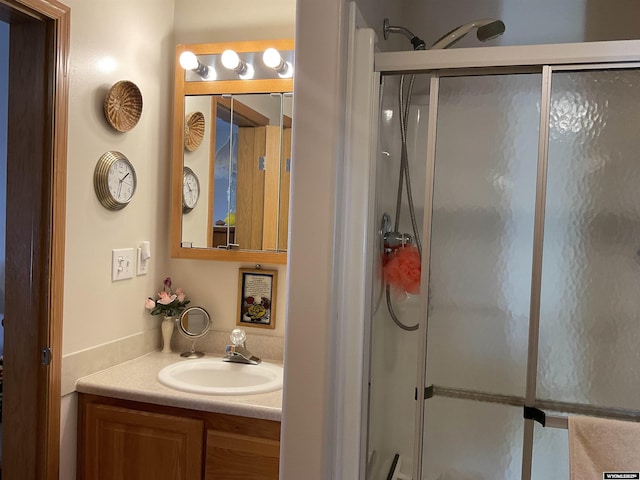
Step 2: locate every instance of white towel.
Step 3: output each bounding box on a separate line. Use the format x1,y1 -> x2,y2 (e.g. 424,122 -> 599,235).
569,415 -> 640,480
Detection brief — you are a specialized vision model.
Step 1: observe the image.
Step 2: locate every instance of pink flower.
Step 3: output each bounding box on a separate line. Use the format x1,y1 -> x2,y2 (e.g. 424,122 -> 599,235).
157,291 -> 177,305
173,287 -> 186,303
145,276 -> 190,316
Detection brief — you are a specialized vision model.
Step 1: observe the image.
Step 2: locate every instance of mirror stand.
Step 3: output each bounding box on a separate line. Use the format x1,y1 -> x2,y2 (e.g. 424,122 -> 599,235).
181,340 -> 204,359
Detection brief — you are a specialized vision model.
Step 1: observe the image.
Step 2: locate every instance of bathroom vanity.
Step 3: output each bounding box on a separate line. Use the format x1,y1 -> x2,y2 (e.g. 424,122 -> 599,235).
75,352 -> 282,480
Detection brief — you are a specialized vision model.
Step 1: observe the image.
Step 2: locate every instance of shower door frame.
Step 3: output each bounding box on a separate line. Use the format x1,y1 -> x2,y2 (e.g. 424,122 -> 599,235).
372,40 -> 640,480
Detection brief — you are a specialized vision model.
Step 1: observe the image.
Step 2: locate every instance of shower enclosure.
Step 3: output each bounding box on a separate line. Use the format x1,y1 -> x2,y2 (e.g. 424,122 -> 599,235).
363,39 -> 640,480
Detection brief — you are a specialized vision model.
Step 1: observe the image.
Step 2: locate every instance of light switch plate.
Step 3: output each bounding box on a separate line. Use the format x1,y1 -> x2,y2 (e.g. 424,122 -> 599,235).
136,247 -> 148,275
112,248 -> 135,281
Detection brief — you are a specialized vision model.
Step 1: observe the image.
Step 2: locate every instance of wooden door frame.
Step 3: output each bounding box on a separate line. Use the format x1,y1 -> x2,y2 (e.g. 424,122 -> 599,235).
0,0 -> 69,478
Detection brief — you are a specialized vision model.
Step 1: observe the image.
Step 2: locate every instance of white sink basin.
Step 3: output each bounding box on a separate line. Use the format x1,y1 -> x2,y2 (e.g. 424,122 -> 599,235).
157,358 -> 283,395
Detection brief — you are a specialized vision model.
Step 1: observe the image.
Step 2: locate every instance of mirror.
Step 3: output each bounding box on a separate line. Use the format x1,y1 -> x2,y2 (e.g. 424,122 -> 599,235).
177,306 -> 211,358
171,39 -> 294,264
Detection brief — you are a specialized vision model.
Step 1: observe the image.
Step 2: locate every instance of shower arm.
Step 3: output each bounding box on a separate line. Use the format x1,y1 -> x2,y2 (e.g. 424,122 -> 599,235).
383,19 -> 426,50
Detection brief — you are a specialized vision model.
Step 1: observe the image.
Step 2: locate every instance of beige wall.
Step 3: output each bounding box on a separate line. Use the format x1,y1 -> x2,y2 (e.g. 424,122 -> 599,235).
60,0 -> 295,477
62,0 -> 175,357
60,1 -> 175,476
173,0 -> 295,44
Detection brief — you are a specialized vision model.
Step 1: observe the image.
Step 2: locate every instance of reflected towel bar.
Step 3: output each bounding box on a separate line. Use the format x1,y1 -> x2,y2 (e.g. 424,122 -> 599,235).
428,385 -> 640,429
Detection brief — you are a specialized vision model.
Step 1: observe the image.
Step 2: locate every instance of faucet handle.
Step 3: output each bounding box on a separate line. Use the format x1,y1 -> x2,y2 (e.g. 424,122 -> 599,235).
230,328 -> 247,347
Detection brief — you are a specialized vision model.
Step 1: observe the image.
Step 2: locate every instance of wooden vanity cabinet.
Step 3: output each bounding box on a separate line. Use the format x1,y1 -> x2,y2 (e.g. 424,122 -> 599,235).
204,414 -> 280,479
78,393 -> 281,480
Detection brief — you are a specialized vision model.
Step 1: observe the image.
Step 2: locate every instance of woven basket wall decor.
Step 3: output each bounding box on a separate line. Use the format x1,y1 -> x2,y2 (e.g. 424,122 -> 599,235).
184,111 -> 205,151
104,80 -> 143,132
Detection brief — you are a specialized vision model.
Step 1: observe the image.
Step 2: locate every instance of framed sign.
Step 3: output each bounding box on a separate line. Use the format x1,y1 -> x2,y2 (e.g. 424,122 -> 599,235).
237,268 -> 277,329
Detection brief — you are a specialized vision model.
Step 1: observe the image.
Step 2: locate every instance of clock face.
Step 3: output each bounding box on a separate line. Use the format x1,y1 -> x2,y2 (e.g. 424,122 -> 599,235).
182,167 -> 200,212
94,151 -> 137,210
108,159 -> 136,203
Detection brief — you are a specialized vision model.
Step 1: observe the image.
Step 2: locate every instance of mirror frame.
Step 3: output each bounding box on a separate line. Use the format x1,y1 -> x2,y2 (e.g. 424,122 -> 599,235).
171,39 -> 294,264
177,306 -> 212,358
177,306 -> 212,339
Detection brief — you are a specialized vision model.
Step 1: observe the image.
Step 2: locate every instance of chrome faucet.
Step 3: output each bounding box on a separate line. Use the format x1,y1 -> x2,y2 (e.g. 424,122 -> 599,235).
223,328 -> 261,365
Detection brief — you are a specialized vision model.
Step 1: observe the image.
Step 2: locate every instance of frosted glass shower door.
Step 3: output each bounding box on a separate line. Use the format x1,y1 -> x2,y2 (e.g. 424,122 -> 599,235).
369,40 -> 640,480
531,68 -> 640,476
422,73 -> 541,479
538,68 -> 640,408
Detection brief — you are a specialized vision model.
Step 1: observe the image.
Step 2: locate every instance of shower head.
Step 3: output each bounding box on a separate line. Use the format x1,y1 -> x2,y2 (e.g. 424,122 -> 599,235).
430,19 -> 505,50
383,18 -> 427,50
477,20 -> 506,42
383,18 -> 505,51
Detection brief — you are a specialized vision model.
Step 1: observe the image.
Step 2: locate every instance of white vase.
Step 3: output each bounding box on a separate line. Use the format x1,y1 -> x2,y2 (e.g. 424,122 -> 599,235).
161,316 -> 175,353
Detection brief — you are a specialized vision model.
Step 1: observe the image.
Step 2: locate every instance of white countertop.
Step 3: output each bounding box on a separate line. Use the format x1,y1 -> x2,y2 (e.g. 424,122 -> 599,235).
75,351 -> 283,422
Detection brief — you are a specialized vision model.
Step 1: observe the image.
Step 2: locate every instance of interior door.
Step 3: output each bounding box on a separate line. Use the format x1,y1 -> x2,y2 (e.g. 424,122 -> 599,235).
0,0 -> 69,478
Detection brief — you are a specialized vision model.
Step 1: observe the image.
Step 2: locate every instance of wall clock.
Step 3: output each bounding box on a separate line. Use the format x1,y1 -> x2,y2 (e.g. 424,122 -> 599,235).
182,166 -> 200,213
94,151 -> 137,210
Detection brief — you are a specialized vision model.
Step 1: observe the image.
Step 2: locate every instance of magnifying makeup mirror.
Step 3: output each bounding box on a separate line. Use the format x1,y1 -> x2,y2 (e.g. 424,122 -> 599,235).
177,306 -> 211,358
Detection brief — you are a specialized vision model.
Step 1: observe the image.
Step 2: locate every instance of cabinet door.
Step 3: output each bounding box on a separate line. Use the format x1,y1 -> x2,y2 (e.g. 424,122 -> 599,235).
81,403 -> 204,480
205,429 -> 279,480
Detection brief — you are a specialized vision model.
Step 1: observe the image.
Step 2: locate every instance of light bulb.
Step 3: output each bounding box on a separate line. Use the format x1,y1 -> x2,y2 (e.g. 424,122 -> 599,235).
179,51 -> 198,70
221,49 -> 241,70
179,51 -> 213,79
263,48 -> 284,70
262,47 -> 292,78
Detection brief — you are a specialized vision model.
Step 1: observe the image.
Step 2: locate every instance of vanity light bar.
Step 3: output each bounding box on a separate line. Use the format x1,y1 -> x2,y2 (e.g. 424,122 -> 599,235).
181,49 -> 295,82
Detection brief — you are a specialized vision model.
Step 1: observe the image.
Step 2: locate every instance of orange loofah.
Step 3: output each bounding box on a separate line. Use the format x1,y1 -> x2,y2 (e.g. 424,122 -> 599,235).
383,245 -> 421,299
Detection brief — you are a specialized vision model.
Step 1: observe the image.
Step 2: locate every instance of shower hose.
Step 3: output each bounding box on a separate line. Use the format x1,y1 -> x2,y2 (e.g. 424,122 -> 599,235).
385,74 -> 422,332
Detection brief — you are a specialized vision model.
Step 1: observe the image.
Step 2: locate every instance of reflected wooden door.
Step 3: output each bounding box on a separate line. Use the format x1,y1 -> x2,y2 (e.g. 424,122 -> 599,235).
278,126 -> 291,252
236,126 -> 266,250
